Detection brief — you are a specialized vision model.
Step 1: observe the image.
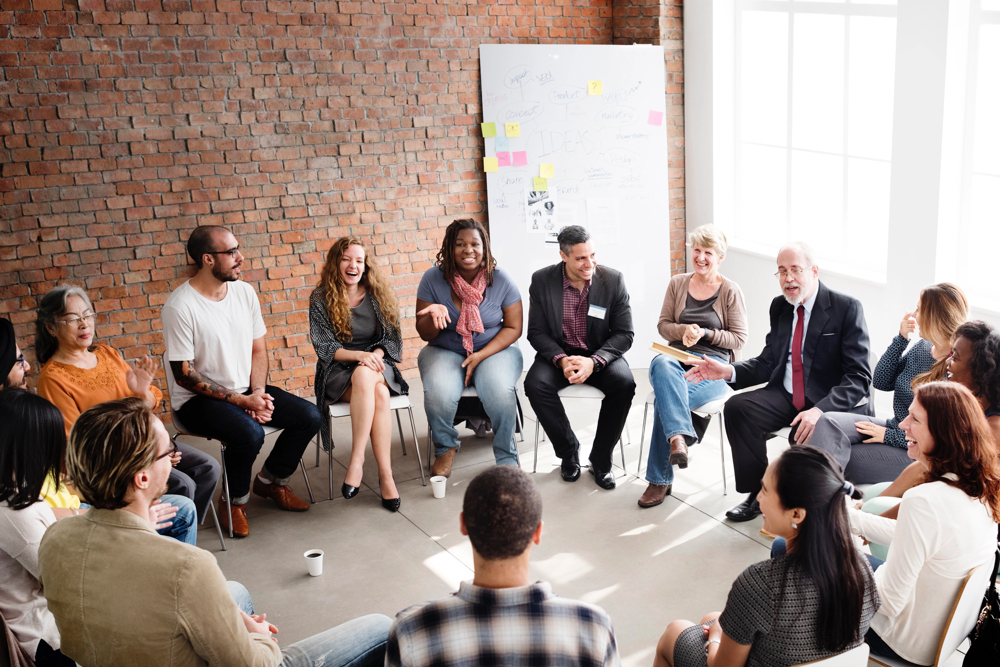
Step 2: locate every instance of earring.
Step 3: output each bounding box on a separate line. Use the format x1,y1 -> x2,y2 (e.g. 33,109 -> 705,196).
791,523 -> 798,530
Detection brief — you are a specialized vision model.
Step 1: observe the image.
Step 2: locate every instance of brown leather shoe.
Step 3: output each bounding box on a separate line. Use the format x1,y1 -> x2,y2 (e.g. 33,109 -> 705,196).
432,448 -> 456,478
637,483 -> 672,508
669,435 -> 689,469
219,498 -> 249,538
252,475 -> 310,511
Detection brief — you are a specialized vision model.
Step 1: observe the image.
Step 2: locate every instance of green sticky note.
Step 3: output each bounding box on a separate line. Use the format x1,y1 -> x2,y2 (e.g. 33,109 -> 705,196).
588,80 -> 602,95
505,122 -> 520,137
539,163 -> 554,178
484,157 -> 499,173
533,177 -> 548,191
481,122 -> 497,137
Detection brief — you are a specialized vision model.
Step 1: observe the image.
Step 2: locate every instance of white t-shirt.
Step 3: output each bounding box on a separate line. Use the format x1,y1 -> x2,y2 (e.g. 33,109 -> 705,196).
162,280 -> 266,410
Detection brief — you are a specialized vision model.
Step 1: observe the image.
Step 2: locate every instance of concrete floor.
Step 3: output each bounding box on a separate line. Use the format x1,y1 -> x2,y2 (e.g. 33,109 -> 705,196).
174,369 -> 963,667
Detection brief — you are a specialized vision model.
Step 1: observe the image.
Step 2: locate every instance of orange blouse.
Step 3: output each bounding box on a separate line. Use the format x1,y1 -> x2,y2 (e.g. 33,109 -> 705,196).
37,344 -> 163,436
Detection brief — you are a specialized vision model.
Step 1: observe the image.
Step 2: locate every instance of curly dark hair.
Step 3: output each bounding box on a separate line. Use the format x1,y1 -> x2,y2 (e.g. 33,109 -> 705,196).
954,320 -> 1000,409
435,219 -> 496,287
462,466 -> 541,560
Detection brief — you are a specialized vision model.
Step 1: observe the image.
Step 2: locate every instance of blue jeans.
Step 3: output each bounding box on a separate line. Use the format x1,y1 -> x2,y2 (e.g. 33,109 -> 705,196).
418,344 -> 523,465
770,536 -> 884,570
84,495 -> 197,545
645,353 -> 730,486
227,582 -> 392,667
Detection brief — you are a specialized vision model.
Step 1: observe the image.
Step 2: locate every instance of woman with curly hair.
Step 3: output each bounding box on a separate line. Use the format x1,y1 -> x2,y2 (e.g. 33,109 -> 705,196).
849,382 -> 1000,664
310,237 -> 408,511
415,219 -> 523,477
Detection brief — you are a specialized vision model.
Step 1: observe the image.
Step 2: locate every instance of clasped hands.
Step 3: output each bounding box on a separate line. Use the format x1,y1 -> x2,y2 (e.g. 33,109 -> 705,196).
560,355 -> 595,384
240,611 -> 279,643
240,388 -> 275,424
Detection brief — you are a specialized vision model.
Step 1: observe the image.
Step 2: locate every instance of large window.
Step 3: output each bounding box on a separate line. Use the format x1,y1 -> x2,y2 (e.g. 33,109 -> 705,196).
731,0 -> 897,281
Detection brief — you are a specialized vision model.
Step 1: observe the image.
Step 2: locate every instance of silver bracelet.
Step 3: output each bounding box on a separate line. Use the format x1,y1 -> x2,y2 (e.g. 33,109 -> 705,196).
705,639 -> 720,656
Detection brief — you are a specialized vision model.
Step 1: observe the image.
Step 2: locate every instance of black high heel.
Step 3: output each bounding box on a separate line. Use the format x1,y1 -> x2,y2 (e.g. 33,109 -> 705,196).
381,497 -> 401,512
341,483 -> 359,499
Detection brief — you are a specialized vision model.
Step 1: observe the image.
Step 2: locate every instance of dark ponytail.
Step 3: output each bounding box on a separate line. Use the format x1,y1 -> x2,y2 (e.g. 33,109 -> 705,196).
773,446 -> 872,652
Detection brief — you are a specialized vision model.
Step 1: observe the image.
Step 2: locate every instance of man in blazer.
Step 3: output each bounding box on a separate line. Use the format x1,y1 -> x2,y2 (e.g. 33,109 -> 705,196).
685,242 -> 872,520
524,226 -> 635,490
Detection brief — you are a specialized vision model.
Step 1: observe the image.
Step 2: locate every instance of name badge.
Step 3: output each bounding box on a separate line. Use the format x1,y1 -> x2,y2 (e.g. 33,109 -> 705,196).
587,305 -> 607,320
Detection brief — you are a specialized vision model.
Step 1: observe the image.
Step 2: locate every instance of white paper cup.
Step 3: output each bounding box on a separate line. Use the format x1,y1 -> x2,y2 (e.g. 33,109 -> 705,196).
304,549 -> 324,576
430,476 -> 447,499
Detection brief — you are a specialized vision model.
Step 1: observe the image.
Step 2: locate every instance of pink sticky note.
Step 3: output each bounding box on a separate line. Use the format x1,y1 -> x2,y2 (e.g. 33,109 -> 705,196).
648,110 -> 663,126
496,151 -> 511,167
512,151 -> 528,167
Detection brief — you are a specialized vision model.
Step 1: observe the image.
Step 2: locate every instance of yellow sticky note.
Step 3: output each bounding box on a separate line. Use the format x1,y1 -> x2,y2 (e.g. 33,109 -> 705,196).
588,80 -> 602,95
481,122 -> 496,137
539,163 -> 554,178
504,122 -> 520,137
484,157 -> 499,173
533,177 -> 548,191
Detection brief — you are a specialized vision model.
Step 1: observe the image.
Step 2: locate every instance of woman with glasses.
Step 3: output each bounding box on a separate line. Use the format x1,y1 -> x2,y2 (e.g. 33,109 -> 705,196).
34,285 -> 220,527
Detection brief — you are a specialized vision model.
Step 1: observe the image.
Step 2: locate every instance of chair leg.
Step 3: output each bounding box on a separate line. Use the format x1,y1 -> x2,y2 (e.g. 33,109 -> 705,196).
315,436 -> 321,467
624,421 -> 632,445
515,388 -> 525,442
407,407 -> 426,486
220,444 -> 233,539
719,412 -> 727,496
207,497 -> 227,551
426,428 -> 434,475
618,437 -> 626,473
395,409 -> 407,455
533,419 -> 541,473
299,458 -> 316,504
638,403 -> 650,475
327,414 -> 335,500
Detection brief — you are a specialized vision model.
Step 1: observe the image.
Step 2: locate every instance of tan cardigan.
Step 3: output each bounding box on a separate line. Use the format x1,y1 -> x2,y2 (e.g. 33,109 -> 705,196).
657,273 -> 748,362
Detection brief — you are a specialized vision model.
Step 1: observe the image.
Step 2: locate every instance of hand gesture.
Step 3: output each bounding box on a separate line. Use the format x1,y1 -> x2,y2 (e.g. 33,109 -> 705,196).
683,355 -> 733,383
169,449 -> 182,467
790,407 -> 823,444
561,356 -> 594,384
416,304 -> 451,331
855,421 -> 886,444
357,351 -> 385,373
148,499 -> 178,531
126,355 -> 158,400
682,323 -> 703,349
240,611 -> 279,642
461,351 -> 483,387
899,310 -> 918,339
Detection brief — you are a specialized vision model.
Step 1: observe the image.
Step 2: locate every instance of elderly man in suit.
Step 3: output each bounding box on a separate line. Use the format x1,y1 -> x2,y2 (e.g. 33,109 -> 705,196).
685,242 -> 872,521
524,226 -> 635,490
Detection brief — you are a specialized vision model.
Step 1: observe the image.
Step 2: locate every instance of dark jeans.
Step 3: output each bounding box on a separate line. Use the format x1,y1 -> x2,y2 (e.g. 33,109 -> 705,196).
724,387 -> 873,494
175,385 -> 322,501
167,440 -> 222,523
524,353 -> 635,472
865,628 -> 906,662
770,536 -> 885,570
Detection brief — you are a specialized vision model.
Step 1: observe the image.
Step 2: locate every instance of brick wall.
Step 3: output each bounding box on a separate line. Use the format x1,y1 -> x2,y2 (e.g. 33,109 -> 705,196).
0,0 -> 684,408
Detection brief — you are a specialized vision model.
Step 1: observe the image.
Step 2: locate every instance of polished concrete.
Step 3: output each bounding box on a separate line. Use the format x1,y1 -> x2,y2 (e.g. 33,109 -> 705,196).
175,370 -> 964,667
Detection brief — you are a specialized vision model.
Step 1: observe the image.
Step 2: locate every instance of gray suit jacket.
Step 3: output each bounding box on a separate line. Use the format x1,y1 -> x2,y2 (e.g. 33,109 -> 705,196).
527,263 -> 633,365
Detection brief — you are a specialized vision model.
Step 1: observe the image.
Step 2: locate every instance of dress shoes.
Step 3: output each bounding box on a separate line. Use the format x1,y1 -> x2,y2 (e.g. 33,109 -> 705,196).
218,497 -> 249,538
560,454 -> 581,482
637,483 -> 672,508
432,447 -> 456,478
589,466 -> 616,490
668,435 -> 689,469
381,497 -> 401,512
252,475 -> 310,511
341,483 -> 359,500
725,495 -> 762,522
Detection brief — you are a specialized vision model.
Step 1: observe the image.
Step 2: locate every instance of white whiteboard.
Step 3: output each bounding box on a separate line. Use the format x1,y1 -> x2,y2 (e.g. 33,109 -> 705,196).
480,44 -> 672,368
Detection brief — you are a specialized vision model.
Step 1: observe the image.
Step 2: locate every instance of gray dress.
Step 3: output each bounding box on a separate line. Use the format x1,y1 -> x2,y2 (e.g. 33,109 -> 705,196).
323,293 -> 403,402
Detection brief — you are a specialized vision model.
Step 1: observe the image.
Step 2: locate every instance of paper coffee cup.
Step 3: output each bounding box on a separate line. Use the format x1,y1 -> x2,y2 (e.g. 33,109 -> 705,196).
430,476 -> 447,499
304,549 -> 324,576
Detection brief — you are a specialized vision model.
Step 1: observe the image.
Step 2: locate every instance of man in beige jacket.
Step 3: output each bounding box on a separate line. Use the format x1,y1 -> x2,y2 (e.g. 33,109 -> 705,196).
38,397 -> 391,667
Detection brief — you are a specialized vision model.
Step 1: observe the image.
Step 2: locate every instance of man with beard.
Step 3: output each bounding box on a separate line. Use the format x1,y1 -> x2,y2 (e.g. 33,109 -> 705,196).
162,226 -> 321,537
684,242 -> 872,521
1,317 -> 30,390
38,398 -> 391,667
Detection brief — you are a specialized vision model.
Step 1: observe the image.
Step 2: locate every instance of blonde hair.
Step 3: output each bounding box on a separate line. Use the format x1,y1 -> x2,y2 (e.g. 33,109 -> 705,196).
912,283 -> 969,387
66,397 -> 158,509
688,224 -> 728,258
318,237 -> 400,341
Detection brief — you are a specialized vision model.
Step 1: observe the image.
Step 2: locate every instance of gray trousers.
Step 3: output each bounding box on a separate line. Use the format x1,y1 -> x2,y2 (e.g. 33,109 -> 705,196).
809,412 -> 911,484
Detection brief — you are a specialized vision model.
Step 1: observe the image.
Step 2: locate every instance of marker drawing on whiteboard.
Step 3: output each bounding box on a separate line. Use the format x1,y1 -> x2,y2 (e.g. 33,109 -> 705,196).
594,105 -> 637,128
504,64 -> 532,101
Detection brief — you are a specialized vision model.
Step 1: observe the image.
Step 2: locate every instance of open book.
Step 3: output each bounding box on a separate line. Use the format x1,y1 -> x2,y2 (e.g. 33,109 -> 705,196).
649,341 -> 702,365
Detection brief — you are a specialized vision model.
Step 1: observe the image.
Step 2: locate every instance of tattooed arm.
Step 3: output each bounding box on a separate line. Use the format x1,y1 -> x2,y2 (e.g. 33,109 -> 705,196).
169,358 -> 272,416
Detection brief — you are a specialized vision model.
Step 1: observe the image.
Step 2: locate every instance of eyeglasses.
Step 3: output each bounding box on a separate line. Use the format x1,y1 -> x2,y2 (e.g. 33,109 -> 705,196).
208,247 -> 241,259
774,267 -> 810,279
153,440 -> 179,462
55,314 -> 96,327
14,353 -> 27,369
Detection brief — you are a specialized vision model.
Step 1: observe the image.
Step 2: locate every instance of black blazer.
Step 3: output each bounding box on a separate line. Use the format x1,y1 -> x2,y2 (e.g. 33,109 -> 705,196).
527,263 -> 634,365
732,281 -> 873,414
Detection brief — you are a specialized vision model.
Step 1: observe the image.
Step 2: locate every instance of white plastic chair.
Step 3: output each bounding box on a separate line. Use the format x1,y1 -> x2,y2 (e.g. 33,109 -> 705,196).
532,384 -> 628,474
636,391 -> 732,494
164,355 -> 315,540
868,559 -> 995,667
791,643 -> 869,667
425,385 -> 528,473
325,395 -> 426,498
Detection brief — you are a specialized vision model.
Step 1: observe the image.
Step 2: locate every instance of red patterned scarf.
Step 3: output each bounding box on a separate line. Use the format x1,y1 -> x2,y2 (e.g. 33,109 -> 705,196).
451,269 -> 487,355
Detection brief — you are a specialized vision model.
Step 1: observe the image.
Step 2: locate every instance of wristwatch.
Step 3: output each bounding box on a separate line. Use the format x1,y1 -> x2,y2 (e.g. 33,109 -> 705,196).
590,356 -> 605,372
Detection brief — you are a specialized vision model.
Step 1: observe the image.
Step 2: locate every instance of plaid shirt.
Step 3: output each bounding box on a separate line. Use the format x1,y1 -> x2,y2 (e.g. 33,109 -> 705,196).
386,581 -> 620,667
553,266 -> 606,369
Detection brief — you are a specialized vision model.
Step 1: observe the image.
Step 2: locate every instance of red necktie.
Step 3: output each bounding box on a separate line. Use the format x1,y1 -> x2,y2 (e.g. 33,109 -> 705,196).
792,305 -> 805,411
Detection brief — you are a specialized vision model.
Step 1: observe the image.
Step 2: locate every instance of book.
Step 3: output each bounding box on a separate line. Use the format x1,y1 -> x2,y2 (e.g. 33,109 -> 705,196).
649,341 -> 702,364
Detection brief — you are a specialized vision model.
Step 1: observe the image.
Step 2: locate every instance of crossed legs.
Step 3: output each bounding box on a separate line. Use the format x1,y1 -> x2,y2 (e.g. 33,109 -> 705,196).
340,365 -> 396,499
